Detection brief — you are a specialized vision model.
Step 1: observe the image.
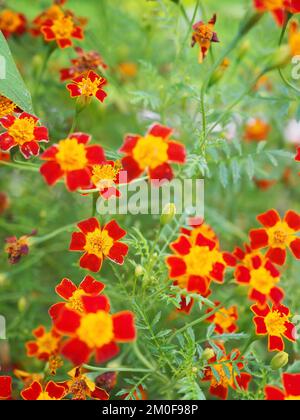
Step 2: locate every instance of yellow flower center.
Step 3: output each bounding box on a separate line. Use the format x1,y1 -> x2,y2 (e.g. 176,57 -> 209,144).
67,289 -> 85,312
0,96 -> 16,118
77,310 -> 114,348
8,117 -> 36,145
264,310 -> 288,337
285,395 -> 300,400
77,77 -> 103,96
0,10 -> 22,32
267,222 -> 294,248
84,228 -> 114,257
51,16 -> 75,39
37,391 -> 56,401
184,245 -> 222,277
197,25 -> 214,41
36,332 -> 59,355
214,308 -> 235,330
132,135 -> 168,170
91,162 -> 121,189
56,138 -> 88,172
250,267 -> 279,295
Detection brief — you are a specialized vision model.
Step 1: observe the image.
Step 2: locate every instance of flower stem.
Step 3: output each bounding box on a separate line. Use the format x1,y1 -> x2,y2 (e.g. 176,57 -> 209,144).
83,365 -> 152,373
31,223 -> 75,245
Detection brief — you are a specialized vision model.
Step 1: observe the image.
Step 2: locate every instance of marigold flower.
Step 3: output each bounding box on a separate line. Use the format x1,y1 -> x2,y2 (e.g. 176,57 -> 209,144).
0,9 -> 26,38
234,253 -> 284,306
66,70 -> 107,103
0,376 -> 12,400
53,294 -> 136,365
90,160 -> 122,199
69,218 -> 128,272
5,231 -> 36,264
21,381 -> 66,400
60,47 -> 107,81
31,4 -> 65,37
0,113 -> 48,159
180,219 -> 219,247
191,14 -> 219,63
249,209 -> 300,265
253,0 -> 286,26
206,302 -> 238,334
253,178 -> 276,190
203,346 -> 251,400
244,118 -> 270,142
119,123 -> 186,183
40,132 -> 106,192
49,275 -> 105,320
118,62 -> 138,79
251,303 -> 296,351
289,20 -> 300,56
265,373 -> 300,399
26,326 -> 61,361
41,13 -> 84,49
61,367 -> 109,400
0,95 -> 18,118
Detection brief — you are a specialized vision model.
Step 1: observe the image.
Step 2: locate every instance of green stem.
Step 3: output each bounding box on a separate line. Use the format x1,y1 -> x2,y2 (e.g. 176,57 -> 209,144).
31,223 -> 75,245
83,365 -> 152,373
33,44 -> 56,103
0,160 -> 40,172
77,176 -> 149,194
133,342 -> 155,371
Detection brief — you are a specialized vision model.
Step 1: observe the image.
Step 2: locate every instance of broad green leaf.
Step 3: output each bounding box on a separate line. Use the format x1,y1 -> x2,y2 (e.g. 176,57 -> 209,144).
0,32 -> 33,113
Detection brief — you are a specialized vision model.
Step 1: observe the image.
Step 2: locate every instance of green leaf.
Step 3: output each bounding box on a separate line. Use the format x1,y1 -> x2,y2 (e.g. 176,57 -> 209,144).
246,155 -> 255,180
219,162 -> 229,188
0,32 -> 33,113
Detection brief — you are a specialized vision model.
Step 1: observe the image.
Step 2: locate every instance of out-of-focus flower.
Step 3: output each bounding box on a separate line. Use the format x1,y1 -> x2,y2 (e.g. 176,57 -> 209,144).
254,74 -> 273,92
0,96 -> 19,118
249,209 -> 300,265
285,0 -> 300,14
0,151 -> 10,161
60,47 -> 107,81
26,326 -> 61,361
41,14 -> 84,49
0,376 -> 12,400
0,113 -> 48,159
53,295 -> 136,365
251,303 -> 296,351
288,20 -> 300,56
13,370 -> 44,387
90,160 -> 122,199
95,372 -> 117,393
0,192 -> 10,215
31,4 -> 65,37
67,70 -> 107,103
21,381 -> 66,400
69,218 -> 128,272
254,178 -> 277,190
118,62 -> 138,79
285,119 -> 300,145
49,275 -> 105,320
244,118 -> 270,142
234,253 -> 284,306
203,345 -> 251,400
206,302 -> 238,334
122,385 -> 148,400
191,14 -> 219,64
0,9 -> 26,38
265,373 -> 300,399
5,231 -> 36,264
119,123 -> 186,183
253,0 -> 285,26
61,367 -> 109,400
40,132 -> 106,192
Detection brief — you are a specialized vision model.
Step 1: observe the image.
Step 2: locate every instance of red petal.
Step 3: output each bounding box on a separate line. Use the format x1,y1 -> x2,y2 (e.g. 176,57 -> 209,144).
61,338 -> 91,365
80,275 -> 105,294
49,302 -> 65,321
209,384 -> 228,400
249,229 -> 269,249
33,326 -> 45,338
284,322 -> 297,342
251,303 -> 270,316
57,38 -> 72,49
289,238 -> 300,259
72,26 -> 84,40
121,156 -> 143,182
95,342 -> 119,363
34,126 -> 49,141
90,387 -> 109,400
195,233 -> 216,250
67,83 -> 81,97
167,141 -> 186,163
257,209 -> 281,227
81,295 -> 110,313
170,235 -> 191,256
54,307 -> 81,334
0,133 -> 16,151
66,168 -> 91,192
69,232 -> 86,251
40,161 -> 64,186
235,373 -> 251,391
77,218 -> 100,234
253,316 -> 267,334
113,311 -> 136,341
119,135 -> 140,154
0,115 -> 15,128
86,145 -> 106,165
20,141 -> 40,159
0,376 -> 12,399
264,386 -> 285,400
149,162 -> 173,182
235,266 -> 250,284
41,26 -> 55,40
21,381 -> 42,400
95,89 -> 107,102
272,9 -> 285,26
104,220 -> 126,241
284,210 -> 300,231
268,335 -> 284,352
45,382 -> 65,399
166,256 -> 186,278
269,287 -> 284,305
56,278 -> 77,300
148,123 -> 173,139
187,275 -> 209,294
107,242 -> 129,264
41,145 -> 58,160
69,132 -> 91,144
282,373 -> 300,397
266,247 -> 286,265
79,253 -> 103,272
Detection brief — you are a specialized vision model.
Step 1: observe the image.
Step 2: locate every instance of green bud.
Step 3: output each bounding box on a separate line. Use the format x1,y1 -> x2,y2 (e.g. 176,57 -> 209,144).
18,297 -> 27,312
266,45 -> 291,71
160,203 -> 176,225
201,348 -> 215,361
270,351 -> 289,370
135,265 -> 144,276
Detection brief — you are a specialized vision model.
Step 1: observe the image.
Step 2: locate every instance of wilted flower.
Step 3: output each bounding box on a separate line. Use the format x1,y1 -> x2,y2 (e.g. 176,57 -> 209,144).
60,47 -> 107,81
191,14 -> 219,63
61,367 -> 109,400
95,372 -> 117,393
5,231 -> 36,264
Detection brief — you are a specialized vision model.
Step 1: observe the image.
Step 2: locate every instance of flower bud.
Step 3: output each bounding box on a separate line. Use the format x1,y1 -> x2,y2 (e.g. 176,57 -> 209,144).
160,203 -> 176,225
270,351 -> 289,370
201,348 -> 215,361
135,265 -> 144,276
266,45 -> 291,71
18,296 -> 27,312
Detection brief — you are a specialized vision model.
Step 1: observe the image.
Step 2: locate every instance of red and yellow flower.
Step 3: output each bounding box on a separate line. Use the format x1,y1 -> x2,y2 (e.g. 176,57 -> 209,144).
0,376 -> 12,400
234,253 -> 284,306
90,160 -> 122,199
26,326 -> 61,361
69,217 -> 128,272
0,9 -> 26,38
67,70 -> 107,103
119,124 -> 186,183
244,118 -> 270,142
53,294 -> 136,365
0,95 -> 19,119
180,219 -> 219,247
61,367 -> 109,400
0,113 -> 48,159
40,132 -> 106,192
203,346 -> 251,400
191,15 -> 219,63
265,373 -> 300,400
21,381 -> 66,400
49,275 -> 105,320
251,303 -> 296,351
253,0 -> 286,26
31,4 -> 65,37
285,0 -> 300,13
41,13 -> 84,48
249,209 -> 300,265
206,302 -> 238,334
60,47 -> 107,81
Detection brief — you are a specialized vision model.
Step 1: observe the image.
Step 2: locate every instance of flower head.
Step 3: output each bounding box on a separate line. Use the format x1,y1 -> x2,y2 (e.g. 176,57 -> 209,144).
31,4 -> 65,36
91,160 -> 122,199
53,294 -> 136,365
67,70 -> 107,103
251,303 -> 296,351
206,302 -> 238,334
40,132 -> 106,192
0,9 -> 26,38
69,218 -> 128,272
62,367 -> 109,400
265,373 -> 300,400
244,118 -> 270,142
26,326 -> 61,361
21,381 -> 66,400
119,123 -> 186,183
49,275 -> 105,320
191,14 -> 219,63
253,0 -> 286,26
0,376 -> 12,400
249,209 -> 300,265
0,113 -> 48,159
5,231 -> 36,264
60,47 -> 107,81
41,13 -> 84,48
